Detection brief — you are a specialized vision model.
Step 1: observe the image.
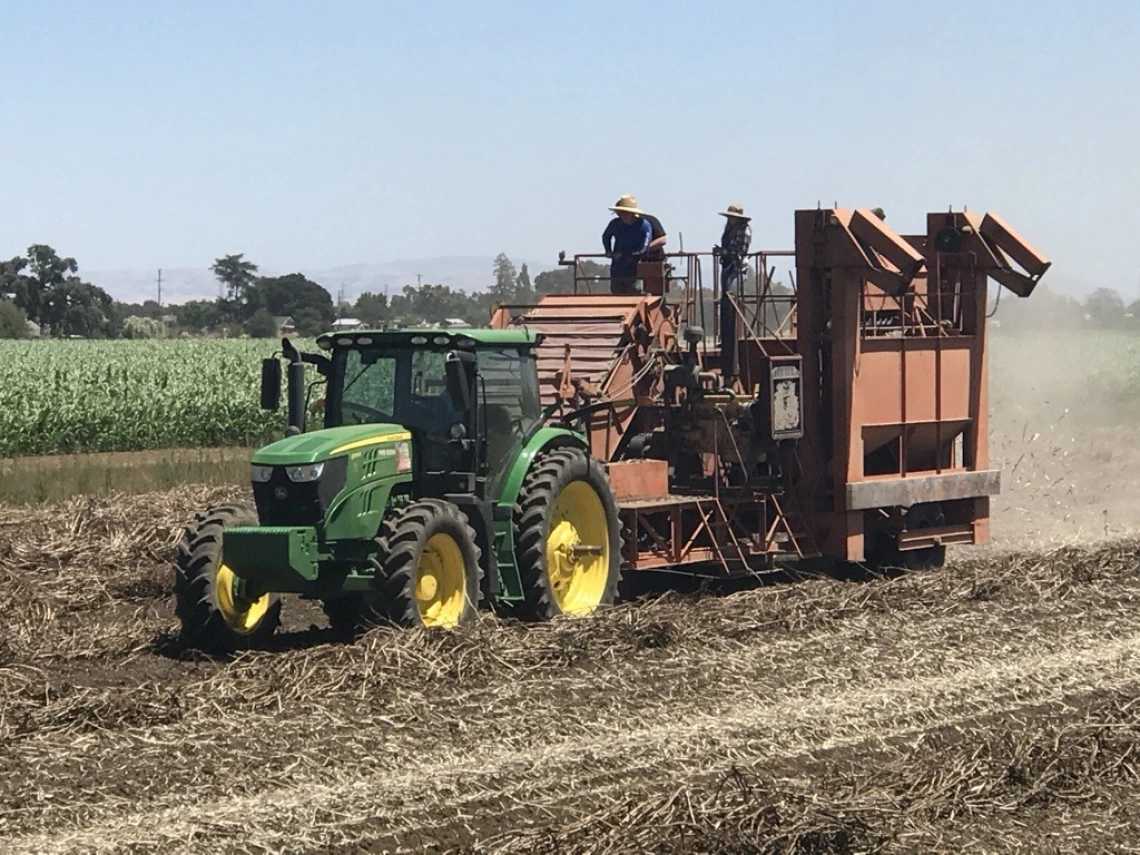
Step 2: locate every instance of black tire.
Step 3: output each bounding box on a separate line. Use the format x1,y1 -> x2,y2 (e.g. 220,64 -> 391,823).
513,448 -> 622,620
174,503 -> 282,652
372,499 -> 481,629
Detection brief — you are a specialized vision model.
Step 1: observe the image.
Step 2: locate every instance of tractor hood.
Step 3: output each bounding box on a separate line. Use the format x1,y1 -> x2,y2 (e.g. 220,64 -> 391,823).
251,424 -> 412,465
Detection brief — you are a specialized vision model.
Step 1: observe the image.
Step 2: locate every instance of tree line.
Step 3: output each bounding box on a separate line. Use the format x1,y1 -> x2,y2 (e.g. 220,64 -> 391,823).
10,240 -> 1110,341
0,245 -> 597,340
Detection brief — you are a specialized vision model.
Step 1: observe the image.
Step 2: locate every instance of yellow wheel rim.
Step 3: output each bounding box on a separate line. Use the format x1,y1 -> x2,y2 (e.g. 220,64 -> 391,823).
547,481 -> 611,616
416,533 -> 468,628
215,562 -> 271,635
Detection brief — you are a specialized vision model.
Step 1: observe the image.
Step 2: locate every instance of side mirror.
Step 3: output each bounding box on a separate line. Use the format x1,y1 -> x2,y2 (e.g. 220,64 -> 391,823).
444,351 -> 474,413
260,358 -> 281,411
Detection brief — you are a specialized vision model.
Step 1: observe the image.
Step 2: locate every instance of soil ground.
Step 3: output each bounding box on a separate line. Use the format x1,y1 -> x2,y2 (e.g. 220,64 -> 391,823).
2,398 -> 1139,852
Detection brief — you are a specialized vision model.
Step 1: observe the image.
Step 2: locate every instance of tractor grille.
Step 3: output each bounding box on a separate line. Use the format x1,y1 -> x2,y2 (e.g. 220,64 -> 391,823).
252,457 -> 347,527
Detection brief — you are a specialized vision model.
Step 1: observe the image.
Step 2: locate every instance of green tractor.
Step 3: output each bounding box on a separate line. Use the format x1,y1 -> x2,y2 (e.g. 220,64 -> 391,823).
175,329 -> 622,650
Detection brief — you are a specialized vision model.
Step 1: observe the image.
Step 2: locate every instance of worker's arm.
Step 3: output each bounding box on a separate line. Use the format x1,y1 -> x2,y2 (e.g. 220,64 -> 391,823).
648,215 -> 667,251
635,218 -> 652,255
602,219 -> 617,256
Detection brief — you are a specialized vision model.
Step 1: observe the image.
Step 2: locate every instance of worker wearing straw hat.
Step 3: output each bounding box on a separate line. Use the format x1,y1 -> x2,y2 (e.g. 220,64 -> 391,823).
714,204 -> 752,296
602,195 -> 653,295
714,204 -> 752,378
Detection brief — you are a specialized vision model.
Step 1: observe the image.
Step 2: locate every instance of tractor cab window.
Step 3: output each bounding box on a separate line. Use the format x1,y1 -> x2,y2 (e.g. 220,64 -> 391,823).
339,350 -> 397,425
406,350 -> 463,436
478,348 -> 541,495
335,348 -> 463,438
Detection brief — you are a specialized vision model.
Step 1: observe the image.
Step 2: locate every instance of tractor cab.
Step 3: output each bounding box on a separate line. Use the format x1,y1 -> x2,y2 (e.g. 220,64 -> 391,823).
261,328 -> 546,501
322,328 -> 546,499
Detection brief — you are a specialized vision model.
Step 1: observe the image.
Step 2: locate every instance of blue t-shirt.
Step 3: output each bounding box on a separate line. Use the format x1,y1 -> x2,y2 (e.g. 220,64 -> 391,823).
602,216 -> 653,276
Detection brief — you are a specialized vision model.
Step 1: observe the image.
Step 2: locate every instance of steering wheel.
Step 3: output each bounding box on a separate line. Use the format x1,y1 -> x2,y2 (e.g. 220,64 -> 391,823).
341,401 -> 394,423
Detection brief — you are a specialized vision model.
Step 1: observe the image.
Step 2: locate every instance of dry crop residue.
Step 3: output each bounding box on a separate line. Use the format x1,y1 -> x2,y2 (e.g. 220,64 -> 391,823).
2,484 -> 1140,853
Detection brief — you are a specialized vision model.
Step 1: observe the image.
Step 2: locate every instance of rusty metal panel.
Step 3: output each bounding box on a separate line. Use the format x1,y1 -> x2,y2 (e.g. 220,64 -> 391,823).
853,348 -> 905,425
938,347 -> 973,421
980,212 -> 1052,278
903,349 -> 939,422
606,460 -> 668,502
846,470 -> 1000,511
849,208 -> 926,293
855,345 -> 973,427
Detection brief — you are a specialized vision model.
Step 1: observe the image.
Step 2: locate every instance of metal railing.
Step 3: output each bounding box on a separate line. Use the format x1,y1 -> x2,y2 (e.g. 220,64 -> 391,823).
559,249 -> 802,360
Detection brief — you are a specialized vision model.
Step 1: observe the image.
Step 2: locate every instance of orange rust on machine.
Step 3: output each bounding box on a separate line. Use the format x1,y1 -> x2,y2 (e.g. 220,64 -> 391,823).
606,460 -> 669,502
494,209 -> 1046,574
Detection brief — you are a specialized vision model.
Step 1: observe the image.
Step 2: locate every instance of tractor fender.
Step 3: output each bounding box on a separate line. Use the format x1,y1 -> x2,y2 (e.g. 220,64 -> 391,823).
492,427 -> 587,601
497,427 -> 588,511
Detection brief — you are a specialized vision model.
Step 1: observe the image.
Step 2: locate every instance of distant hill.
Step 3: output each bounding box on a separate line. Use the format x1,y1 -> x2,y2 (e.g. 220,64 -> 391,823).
86,255 -> 551,305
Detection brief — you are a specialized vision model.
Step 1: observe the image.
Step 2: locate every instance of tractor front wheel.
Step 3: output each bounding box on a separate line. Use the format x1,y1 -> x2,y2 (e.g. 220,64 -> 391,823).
373,500 -> 481,629
174,503 -> 282,652
514,449 -> 622,620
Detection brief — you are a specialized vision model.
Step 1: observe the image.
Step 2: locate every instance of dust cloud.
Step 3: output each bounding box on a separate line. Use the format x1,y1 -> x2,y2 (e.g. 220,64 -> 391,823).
988,328 -> 1140,547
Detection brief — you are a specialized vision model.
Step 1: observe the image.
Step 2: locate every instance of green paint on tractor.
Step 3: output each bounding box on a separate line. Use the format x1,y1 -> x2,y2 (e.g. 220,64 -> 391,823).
175,327 -> 622,651
252,423 -> 412,465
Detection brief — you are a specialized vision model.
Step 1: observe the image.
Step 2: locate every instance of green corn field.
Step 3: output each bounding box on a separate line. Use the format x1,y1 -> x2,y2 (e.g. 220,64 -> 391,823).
0,331 -> 1137,458
0,339 -> 302,456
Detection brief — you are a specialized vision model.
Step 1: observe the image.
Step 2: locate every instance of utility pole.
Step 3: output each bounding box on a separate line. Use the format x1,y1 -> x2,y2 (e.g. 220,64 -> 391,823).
416,273 -> 422,289
156,268 -> 163,308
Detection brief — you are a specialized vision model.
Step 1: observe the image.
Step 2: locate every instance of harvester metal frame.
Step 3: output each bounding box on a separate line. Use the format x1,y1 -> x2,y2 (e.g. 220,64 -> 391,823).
492,206 -> 1050,574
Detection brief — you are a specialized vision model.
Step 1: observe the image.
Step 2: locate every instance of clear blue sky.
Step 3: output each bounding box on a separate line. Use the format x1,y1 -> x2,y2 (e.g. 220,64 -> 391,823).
3,0 -> 1137,295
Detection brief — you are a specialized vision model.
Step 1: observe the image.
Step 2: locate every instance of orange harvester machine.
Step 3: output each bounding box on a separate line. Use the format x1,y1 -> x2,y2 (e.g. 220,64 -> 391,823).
491,208 -> 1049,573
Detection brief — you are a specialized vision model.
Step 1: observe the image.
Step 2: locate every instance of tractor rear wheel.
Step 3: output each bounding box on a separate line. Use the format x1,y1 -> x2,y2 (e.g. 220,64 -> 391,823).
372,500 -> 481,629
174,503 -> 282,652
514,448 -> 622,620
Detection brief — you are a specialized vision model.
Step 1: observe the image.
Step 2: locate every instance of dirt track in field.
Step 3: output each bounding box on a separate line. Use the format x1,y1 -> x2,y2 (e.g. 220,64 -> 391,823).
2,403 -> 1140,852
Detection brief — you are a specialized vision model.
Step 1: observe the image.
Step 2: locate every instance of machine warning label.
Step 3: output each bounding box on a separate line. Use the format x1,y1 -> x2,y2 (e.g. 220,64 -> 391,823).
773,380 -> 801,435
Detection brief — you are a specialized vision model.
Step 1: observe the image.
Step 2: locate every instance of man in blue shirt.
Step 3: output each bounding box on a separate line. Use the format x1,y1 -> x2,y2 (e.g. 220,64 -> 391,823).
602,195 -> 653,295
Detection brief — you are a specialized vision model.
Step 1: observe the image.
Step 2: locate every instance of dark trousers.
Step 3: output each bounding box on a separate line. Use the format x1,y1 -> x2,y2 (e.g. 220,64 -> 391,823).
610,273 -> 640,295
720,266 -> 741,376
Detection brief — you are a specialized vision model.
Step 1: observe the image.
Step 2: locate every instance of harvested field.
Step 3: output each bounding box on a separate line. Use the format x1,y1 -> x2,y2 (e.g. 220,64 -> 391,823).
2,332 -> 1139,853
2,472 -> 1140,853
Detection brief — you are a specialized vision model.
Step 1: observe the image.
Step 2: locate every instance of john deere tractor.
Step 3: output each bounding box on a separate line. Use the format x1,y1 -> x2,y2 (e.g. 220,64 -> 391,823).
175,330 -> 621,650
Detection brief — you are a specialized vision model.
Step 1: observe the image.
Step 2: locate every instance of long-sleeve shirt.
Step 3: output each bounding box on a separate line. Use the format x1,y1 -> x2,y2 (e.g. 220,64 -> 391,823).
719,220 -> 752,274
602,216 -> 653,277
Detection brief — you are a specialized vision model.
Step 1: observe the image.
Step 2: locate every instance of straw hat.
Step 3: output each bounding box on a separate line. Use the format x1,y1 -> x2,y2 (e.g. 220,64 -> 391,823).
609,195 -> 644,215
720,204 -> 751,220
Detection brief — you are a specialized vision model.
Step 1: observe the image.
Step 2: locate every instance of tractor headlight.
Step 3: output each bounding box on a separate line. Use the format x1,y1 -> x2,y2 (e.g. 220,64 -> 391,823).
286,462 -> 325,483
250,464 -> 274,483
395,441 -> 412,473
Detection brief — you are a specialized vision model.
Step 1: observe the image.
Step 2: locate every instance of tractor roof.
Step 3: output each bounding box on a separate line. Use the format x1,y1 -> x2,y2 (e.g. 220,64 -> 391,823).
315,327 -> 543,351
